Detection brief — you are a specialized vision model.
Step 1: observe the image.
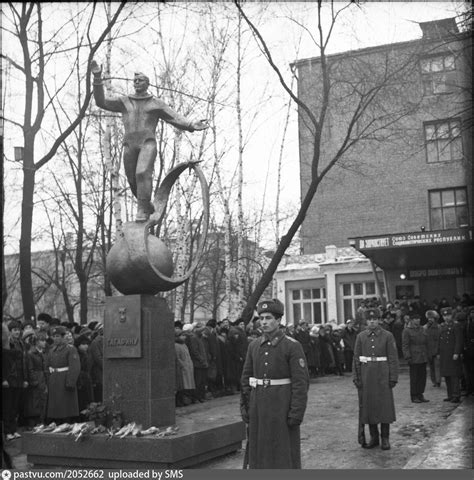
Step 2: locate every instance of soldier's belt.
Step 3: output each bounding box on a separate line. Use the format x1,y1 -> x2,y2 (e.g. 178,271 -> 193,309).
359,356 -> 387,363
49,367 -> 69,373
249,376 -> 291,388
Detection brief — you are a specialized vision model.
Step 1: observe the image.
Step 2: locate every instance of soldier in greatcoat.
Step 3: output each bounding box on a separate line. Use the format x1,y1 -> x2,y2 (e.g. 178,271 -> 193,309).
45,326 -> 81,422
240,299 -> 309,469
438,307 -> 464,403
353,308 -> 399,450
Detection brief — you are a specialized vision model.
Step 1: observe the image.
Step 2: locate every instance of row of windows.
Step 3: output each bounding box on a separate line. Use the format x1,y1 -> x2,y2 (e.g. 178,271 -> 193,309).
290,281 -> 382,324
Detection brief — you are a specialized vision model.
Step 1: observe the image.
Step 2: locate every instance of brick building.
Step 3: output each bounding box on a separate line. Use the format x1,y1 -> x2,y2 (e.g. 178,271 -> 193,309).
275,18 -> 473,325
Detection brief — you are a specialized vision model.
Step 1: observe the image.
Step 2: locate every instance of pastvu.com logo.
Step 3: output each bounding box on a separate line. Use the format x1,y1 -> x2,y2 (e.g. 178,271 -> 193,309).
1,470 -> 12,480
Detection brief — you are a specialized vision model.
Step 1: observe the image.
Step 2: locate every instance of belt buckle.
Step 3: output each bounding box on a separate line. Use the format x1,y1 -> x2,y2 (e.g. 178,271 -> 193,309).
263,378 -> 270,388
249,377 -> 257,388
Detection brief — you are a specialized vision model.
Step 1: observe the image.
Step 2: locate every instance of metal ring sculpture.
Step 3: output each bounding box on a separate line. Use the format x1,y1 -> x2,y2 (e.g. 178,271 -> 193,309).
144,161 -> 209,291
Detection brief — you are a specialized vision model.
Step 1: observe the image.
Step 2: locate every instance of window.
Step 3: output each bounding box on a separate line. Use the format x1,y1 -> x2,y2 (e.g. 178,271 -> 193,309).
291,287 -> 327,325
420,54 -> 456,95
424,119 -> 463,163
340,281 -> 384,320
429,187 -> 469,230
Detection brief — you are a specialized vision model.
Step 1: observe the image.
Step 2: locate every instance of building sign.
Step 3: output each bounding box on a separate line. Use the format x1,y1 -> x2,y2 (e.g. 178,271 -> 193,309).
408,267 -> 464,279
356,229 -> 470,250
104,297 -> 142,358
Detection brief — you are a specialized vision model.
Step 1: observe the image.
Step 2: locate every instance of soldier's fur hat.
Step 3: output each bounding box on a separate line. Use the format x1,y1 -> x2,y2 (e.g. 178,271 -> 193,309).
257,299 -> 284,318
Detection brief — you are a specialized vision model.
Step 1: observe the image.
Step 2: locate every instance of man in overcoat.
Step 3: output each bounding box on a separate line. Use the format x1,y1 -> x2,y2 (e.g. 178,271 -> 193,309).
240,299 -> 309,469
424,310 -> 441,387
402,315 -> 429,403
46,326 -> 81,422
438,307 -> 464,403
353,308 -> 399,450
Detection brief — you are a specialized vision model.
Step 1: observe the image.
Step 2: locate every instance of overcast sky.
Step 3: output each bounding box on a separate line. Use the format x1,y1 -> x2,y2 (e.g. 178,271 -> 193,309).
3,1 -> 465,254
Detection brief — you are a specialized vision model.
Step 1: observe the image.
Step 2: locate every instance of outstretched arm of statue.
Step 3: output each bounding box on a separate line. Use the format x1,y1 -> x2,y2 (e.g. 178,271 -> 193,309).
154,98 -> 208,132
90,60 -> 123,113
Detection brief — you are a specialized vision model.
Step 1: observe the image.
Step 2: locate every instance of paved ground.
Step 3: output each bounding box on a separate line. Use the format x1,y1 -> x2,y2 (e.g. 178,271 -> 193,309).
4,364 -> 473,470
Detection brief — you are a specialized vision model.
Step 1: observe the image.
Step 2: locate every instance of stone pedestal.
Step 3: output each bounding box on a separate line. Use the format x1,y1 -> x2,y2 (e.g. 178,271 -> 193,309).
104,294 -> 174,428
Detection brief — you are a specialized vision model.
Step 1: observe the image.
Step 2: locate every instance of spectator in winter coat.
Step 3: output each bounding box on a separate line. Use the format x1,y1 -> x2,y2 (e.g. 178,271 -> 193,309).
5,320 -> 28,439
225,324 -> 248,394
402,315 -> 429,403
424,310 -> 441,387
3,323 -> 21,441
24,332 -> 48,426
87,325 -> 103,403
75,334 -> 94,416
184,323 -> 209,402
174,332 -> 196,406
294,321 -> 312,366
342,319 -> 357,373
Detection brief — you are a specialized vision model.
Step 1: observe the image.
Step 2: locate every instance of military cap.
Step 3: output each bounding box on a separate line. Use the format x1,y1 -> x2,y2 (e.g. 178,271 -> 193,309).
50,326 -> 67,336
363,308 -> 381,320
257,299 -> 284,317
440,307 -> 453,316
425,310 -> 439,319
7,320 -> 22,331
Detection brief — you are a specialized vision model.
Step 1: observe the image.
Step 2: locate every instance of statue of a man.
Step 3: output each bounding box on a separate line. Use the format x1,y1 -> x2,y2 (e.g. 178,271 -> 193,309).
91,61 -> 208,221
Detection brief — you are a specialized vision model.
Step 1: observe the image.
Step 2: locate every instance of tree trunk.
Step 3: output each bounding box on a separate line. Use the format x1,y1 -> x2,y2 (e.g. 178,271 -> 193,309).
19,139 -> 36,320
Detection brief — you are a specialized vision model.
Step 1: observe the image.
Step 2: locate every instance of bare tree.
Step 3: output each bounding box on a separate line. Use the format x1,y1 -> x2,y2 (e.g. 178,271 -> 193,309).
235,1 -> 428,322
2,2 -> 126,319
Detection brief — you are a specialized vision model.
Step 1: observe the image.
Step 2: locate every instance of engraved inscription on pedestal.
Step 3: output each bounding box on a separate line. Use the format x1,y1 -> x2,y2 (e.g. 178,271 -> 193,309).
104,297 -> 142,358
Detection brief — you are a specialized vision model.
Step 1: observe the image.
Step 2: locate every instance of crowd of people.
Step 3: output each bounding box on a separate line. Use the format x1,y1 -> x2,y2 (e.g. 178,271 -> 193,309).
2,292 -> 473,445
2,313 -> 103,441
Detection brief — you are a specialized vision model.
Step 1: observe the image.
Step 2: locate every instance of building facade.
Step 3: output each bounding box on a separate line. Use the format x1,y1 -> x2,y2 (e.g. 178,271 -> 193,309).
276,18 -> 473,324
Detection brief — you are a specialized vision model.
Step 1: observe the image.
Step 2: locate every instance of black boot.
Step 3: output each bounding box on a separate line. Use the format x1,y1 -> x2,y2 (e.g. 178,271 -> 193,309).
363,424 -> 379,448
381,423 -> 390,450
358,424 -> 367,448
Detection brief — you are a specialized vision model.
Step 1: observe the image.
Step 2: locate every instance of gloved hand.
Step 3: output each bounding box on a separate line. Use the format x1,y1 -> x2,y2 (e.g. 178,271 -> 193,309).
287,417 -> 301,428
353,379 -> 362,389
389,380 -> 397,388
240,405 -> 249,424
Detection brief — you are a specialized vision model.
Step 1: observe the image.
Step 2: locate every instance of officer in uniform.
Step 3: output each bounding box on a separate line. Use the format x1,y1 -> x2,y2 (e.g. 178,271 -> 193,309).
46,326 -> 81,422
240,299 -> 309,469
353,308 -> 399,450
438,307 -> 463,403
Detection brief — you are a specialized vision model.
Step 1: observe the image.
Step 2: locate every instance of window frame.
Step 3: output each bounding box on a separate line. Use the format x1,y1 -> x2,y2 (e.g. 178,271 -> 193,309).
289,286 -> 327,325
428,186 -> 470,230
419,52 -> 457,96
423,118 -> 463,164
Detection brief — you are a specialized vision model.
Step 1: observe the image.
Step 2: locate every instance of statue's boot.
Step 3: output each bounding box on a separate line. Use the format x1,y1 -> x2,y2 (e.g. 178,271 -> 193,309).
136,198 -> 155,222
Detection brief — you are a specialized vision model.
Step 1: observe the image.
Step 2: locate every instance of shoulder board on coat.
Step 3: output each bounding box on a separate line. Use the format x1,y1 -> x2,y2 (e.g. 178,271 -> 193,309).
285,335 -> 298,343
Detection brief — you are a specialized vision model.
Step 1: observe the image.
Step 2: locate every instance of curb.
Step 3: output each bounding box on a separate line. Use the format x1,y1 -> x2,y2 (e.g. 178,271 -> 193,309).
403,396 -> 473,469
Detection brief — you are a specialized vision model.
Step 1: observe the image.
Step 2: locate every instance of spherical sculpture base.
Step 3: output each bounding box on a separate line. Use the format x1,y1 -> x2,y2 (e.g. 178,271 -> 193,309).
106,222 -> 174,295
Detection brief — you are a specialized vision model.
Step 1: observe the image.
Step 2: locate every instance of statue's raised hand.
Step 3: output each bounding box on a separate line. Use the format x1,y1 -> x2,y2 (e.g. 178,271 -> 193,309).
191,119 -> 209,131
90,60 -> 102,77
